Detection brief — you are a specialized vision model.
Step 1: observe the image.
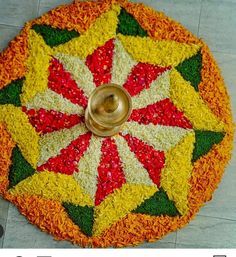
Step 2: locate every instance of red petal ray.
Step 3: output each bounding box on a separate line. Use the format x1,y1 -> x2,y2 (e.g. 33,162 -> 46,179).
122,134 -> 165,187
129,98 -> 193,129
95,138 -> 126,206
37,132 -> 91,175
22,107 -> 83,134
86,39 -> 114,87
48,58 -> 88,108
123,63 -> 170,96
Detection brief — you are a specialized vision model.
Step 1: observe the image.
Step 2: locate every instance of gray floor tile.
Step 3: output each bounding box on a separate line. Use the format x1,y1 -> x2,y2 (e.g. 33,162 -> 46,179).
131,0 -> 202,36
176,243 -> 209,248
0,0 -> 39,27
134,242 -> 175,248
0,197 -> 9,220
212,52 -> 236,121
176,215 -> 236,248
7,204 -> 29,223
38,0 -> 73,16
0,24 -> 21,52
0,218 -> 7,248
199,0 -> 236,54
3,218 -> 80,248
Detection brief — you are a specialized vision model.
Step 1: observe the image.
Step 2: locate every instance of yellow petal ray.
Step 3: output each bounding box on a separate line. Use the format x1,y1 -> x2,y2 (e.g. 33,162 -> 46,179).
0,105 -> 39,168
38,124 -> 88,166
53,5 -> 120,59
114,135 -> 153,185
21,30 -> 53,105
55,53 -> 95,97
93,184 -> 157,236
117,34 -> 200,67
111,39 -> 137,86
132,70 -> 170,110
9,171 -> 93,206
121,121 -> 192,152
26,89 -> 84,115
170,69 -> 224,131
74,135 -> 103,200
161,132 -> 195,215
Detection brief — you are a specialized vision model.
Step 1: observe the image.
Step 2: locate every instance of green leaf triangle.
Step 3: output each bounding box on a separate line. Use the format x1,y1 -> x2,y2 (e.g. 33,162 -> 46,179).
132,188 -> 179,216
63,203 -> 94,237
176,51 -> 202,91
32,24 -> 80,47
9,146 -> 35,188
192,130 -> 225,162
117,8 -> 148,37
0,79 -> 23,106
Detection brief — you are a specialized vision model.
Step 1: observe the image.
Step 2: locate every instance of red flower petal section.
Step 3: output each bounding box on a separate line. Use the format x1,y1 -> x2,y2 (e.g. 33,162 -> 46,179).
22,107 -> 83,134
129,98 -> 193,129
48,58 -> 88,108
37,132 -> 91,175
123,63 -> 170,96
86,39 -> 114,87
122,134 -> 165,187
95,138 -> 126,206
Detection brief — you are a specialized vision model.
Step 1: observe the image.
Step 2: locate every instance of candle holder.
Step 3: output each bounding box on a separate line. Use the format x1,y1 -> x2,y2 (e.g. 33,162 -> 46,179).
85,84 -> 132,137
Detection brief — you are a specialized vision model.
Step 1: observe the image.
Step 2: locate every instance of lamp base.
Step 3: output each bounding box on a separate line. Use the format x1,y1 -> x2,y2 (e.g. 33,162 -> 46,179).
85,109 -> 122,137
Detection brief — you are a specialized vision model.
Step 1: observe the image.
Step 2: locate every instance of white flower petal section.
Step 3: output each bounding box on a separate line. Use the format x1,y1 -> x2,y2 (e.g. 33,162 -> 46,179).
26,89 -> 84,115
38,124 -> 88,166
74,135 -> 102,200
111,39 -> 137,86
114,135 -> 154,185
132,71 -> 170,110
121,121 -> 192,152
55,53 -> 96,97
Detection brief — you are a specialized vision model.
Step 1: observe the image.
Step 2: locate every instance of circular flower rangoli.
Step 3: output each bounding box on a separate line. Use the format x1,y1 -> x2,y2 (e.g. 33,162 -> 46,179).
0,0 -> 234,247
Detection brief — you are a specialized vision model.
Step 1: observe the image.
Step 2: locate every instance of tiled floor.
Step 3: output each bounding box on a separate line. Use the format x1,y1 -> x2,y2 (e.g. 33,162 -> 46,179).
0,0 -> 236,248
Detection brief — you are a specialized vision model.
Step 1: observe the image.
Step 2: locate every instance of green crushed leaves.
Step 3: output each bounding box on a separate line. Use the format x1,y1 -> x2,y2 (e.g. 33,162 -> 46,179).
9,146 -> 35,188
0,79 -> 24,106
133,188 -> 179,216
192,130 -> 225,162
63,203 -> 94,237
32,24 -> 80,47
176,51 -> 202,91
117,8 -> 148,37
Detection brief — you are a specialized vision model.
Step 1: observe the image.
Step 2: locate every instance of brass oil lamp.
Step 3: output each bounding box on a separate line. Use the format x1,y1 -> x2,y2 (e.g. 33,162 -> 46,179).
85,84 -> 132,137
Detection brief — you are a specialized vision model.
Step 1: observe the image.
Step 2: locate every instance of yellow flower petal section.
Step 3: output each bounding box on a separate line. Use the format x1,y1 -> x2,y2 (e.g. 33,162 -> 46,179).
21,30 -> 53,105
170,69 -> 224,131
117,34 -> 200,67
93,184 -> 157,236
0,105 -> 39,168
53,5 -> 120,59
160,132 -> 195,215
9,171 -> 93,207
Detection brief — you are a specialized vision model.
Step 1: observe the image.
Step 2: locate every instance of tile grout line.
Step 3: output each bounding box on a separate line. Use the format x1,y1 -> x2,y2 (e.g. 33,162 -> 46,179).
2,203 -> 10,248
174,231 -> 177,248
0,23 -> 22,29
197,0 -> 203,37
197,214 -> 236,222
37,0 -> 41,16
212,50 -> 236,56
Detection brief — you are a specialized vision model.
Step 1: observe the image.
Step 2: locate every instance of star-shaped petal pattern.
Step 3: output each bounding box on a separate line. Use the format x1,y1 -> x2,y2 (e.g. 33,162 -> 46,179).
3,4 -> 225,238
